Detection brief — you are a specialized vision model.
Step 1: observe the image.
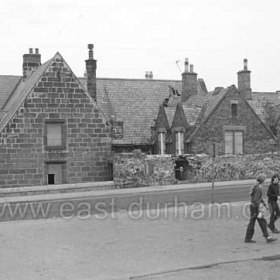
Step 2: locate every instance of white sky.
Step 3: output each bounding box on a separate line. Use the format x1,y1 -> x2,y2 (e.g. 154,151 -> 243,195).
1,0 -> 280,92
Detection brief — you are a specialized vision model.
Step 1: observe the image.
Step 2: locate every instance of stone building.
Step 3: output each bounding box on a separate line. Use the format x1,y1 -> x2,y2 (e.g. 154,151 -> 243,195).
153,58 -> 278,156
80,76 -> 187,154
0,46 -> 111,188
83,70 -> 207,154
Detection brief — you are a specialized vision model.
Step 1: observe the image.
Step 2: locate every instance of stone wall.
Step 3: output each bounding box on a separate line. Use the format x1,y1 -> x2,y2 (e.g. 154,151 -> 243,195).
191,86 -> 275,155
185,152 -> 280,182
0,54 -> 111,188
112,151 -> 176,188
111,152 -> 280,187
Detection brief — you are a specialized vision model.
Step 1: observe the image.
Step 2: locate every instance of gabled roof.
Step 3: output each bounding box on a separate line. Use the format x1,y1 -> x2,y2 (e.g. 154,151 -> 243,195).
171,103 -> 189,128
162,86 -> 227,130
186,85 -> 277,142
0,58 -> 52,132
0,52 -> 107,134
186,86 -> 233,142
0,76 -> 22,110
248,92 -> 280,125
182,105 -> 203,126
80,78 -> 182,145
164,107 -> 177,127
155,105 -> 170,130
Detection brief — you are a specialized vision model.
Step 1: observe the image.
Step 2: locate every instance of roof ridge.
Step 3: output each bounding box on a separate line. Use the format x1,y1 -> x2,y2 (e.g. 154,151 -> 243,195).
0,75 -> 22,78
0,56 -> 55,133
79,77 -> 182,82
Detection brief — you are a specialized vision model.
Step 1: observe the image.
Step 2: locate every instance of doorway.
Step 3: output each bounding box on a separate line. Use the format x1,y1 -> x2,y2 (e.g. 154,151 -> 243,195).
47,163 -> 64,185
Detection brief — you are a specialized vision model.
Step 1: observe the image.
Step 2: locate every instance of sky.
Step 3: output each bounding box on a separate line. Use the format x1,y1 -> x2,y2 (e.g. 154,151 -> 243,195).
1,0 -> 280,92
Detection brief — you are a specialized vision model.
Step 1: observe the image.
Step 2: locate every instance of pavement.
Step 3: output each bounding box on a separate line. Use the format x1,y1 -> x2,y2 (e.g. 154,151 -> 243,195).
0,178 -> 256,204
1,199 -> 280,280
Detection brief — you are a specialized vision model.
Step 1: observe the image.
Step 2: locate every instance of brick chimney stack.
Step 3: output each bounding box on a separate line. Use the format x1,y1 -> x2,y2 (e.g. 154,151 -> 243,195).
85,44 -> 97,101
181,58 -> 198,102
237,58 -> 252,100
22,48 -> 41,80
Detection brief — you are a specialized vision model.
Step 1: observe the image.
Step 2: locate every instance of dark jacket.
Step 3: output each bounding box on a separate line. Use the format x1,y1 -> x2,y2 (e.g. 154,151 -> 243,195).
267,183 -> 280,202
250,183 -> 266,207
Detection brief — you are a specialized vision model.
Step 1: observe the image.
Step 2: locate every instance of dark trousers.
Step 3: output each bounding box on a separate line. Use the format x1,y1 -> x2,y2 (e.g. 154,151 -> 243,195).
245,204 -> 269,240
268,200 -> 280,230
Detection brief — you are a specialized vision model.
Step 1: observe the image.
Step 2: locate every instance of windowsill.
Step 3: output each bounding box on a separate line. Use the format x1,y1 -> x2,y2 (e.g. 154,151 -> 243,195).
45,146 -> 67,151
225,153 -> 244,156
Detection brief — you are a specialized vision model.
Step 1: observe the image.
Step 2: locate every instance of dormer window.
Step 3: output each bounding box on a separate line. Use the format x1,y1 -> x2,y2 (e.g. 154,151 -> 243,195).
158,132 -> 166,155
175,131 -> 184,155
231,100 -> 238,118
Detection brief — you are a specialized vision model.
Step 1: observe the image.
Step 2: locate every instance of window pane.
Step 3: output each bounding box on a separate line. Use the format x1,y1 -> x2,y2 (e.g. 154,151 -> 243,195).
225,131 -> 233,155
180,132 -> 184,154
234,131 -> 243,154
158,132 -> 166,155
231,104 -> 238,118
162,133 -> 166,154
175,132 -> 184,155
47,123 -> 62,146
175,132 -> 179,155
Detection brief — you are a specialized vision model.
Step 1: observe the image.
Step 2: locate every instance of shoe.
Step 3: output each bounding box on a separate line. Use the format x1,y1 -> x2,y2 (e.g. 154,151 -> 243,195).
266,237 -> 277,243
244,239 -> 256,243
272,229 -> 280,233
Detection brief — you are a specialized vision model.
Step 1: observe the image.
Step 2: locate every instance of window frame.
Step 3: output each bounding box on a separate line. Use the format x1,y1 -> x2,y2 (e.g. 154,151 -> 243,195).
231,100 -> 238,119
175,131 -> 184,155
158,132 -> 166,155
224,130 -> 244,155
44,119 -> 67,150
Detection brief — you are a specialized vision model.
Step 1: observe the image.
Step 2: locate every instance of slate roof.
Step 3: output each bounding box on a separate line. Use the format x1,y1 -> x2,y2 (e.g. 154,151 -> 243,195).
80,78 -> 182,145
164,107 -> 177,127
1,52 -> 280,147
161,85 -> 228,131
0,58 -> 52,132
0,53 -> 99,134
248,92 -> 280,124
182,105 -> 203,126
0,76 -> 22,110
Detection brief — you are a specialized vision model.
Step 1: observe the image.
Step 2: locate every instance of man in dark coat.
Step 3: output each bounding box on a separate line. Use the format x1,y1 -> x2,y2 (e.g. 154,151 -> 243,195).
244,174 -> 277,243
267,174 -> 280,233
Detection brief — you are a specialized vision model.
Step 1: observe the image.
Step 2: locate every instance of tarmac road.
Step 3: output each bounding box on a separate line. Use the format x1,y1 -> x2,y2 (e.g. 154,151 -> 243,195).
86,182 -> 267,213
0,181 -> 267,221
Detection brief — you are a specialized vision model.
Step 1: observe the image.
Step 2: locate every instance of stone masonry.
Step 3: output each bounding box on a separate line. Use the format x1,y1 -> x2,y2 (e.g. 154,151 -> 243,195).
191,86 -> 274,155
0,53 -> 111,188
112,151 -> 176,188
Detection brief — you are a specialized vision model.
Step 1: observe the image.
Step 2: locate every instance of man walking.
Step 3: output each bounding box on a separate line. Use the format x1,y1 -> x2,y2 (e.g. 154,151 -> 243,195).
244,174 -> 277,243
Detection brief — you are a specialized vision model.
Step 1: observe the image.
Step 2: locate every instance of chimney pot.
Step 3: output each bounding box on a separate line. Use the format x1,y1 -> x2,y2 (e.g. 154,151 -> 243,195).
243,58 -> 248,70
237,58 -> 251,99
190,64 -> 194,73
88,44 -> 94,60
149,71 -> 153,79
85,44 -> 97,101
184,58 -> 189,73
181,59 -> 198,102
23,48 -> 41,79
145,71 -> 149,79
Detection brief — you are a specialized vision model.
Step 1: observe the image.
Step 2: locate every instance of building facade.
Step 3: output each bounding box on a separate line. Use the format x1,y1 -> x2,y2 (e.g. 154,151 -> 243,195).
153,58 -> 278,156
0,47 -> 111,188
